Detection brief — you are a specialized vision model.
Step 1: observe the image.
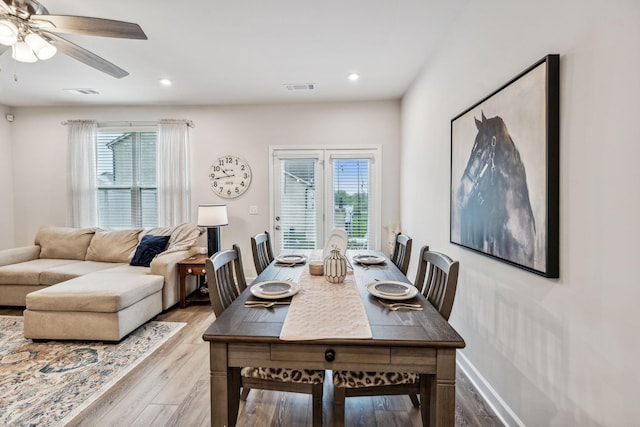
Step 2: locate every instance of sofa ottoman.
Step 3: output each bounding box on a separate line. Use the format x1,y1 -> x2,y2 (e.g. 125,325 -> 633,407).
23,272 -> 164,342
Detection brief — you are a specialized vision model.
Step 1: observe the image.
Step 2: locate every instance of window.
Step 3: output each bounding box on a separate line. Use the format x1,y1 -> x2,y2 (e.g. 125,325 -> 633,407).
96,130 -> 158,229
331,158 -> 370,249
277,156 -> 320,250
271,147 -> 380,252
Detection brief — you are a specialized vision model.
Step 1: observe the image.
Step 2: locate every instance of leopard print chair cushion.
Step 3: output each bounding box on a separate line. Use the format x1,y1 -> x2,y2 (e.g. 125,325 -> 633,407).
242,367 -> 325,384
333,370 -> 419,388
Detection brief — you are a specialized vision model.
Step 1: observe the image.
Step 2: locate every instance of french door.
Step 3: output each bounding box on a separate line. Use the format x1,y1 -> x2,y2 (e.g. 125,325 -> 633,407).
270,147 -> 380,253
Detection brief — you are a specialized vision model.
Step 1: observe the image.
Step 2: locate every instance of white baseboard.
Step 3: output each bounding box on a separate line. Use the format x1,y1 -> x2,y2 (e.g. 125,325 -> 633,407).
457,352 -> 525,427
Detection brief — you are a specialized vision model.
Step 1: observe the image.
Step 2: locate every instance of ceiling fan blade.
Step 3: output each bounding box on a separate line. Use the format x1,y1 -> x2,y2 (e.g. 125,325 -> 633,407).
33,15 -> 147,39
41,31 -> 129,78
2,0 -> 46,15
0,0 -> 13,13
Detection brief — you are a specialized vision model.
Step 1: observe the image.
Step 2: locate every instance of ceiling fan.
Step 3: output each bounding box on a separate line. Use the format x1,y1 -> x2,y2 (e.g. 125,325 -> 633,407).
0,0 -> 146,78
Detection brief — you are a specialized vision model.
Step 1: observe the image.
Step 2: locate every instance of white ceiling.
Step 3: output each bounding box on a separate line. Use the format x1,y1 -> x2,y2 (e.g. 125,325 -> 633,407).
0,0 -> 466,107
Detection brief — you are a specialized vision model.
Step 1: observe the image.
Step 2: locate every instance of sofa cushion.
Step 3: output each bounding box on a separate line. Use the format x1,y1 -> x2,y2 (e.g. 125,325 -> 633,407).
0,259 -> 82,285
25,272 -> 164,313
140,223 -> 201,255
131,235 -> 170,267
35,226 -> 95,260
95,264 -> 151,274
39,261 -> 125,286
86,229 -> 142,263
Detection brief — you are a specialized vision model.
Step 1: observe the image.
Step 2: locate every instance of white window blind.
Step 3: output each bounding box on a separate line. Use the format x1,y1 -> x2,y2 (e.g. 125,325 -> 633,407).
271,147 -> 380,252
96,130 -> 158,229
331,158 -> 371,249
278,158 -> 318,250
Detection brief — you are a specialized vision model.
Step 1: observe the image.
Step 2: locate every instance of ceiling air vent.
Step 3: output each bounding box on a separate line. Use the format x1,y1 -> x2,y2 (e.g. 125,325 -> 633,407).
284,83 -> 316,91
63,88 -> 100,95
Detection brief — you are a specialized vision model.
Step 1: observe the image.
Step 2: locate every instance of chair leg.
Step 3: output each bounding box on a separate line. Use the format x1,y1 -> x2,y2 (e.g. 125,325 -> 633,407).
311,383 -> 323,427
409,393 -> 420,408
333,386 -> 346,427
240,387 -> 250,400
420,375 -> 432,426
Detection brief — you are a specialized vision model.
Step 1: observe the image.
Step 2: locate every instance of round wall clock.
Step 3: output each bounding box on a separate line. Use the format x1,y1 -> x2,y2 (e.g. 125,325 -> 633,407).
209,155 -> 252,199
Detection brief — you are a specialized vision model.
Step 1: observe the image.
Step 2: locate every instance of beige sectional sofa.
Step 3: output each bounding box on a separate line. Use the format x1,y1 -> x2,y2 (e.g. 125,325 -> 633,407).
0,224 -> 202,341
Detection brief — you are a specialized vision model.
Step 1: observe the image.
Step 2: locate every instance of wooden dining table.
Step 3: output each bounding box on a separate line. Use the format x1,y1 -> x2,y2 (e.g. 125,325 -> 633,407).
202,249 -> 465,426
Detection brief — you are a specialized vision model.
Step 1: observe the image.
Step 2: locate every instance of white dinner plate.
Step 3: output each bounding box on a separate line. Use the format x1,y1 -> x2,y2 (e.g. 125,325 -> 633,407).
366,281 -> 418,301
352,254 -> 386,265
323,229 -> 348,259
251,280 -> 301,299
255,281 -> 292,295
275,254 -> 307,264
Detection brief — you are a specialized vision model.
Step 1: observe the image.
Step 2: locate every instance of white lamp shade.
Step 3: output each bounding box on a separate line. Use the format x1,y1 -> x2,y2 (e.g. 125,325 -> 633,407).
0,19 -> 18,46
12,41 -> 38,63
197,204 -> 228,227
25,33 -> 57,60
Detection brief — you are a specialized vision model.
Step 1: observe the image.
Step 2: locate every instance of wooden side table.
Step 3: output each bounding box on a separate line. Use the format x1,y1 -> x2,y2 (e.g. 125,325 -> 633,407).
178,254 -> 210,308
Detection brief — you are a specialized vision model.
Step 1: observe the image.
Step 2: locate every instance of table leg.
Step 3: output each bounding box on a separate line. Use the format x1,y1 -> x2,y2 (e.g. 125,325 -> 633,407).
210,342 -> 241,427
428,348 -> 457,426
179,271 -> 187,309
419,374 -> 432,426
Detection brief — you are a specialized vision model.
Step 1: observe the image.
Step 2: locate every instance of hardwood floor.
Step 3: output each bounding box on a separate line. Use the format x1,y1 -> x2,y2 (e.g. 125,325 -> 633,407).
0,304 -> 503,426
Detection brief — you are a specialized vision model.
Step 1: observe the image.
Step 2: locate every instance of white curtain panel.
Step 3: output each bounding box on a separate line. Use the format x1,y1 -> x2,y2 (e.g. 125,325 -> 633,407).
157,119 -> 192,226
67,120 -> 98,227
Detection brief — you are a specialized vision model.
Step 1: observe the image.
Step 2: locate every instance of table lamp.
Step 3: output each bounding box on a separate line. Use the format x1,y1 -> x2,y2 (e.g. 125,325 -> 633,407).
197,204 -> 229,257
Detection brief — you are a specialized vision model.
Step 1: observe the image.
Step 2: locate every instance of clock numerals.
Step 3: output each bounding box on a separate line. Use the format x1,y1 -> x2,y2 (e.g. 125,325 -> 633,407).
209,155 -> 252,199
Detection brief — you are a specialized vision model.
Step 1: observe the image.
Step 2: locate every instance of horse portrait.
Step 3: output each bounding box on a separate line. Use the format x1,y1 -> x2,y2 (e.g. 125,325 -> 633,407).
455,112 -> 536,268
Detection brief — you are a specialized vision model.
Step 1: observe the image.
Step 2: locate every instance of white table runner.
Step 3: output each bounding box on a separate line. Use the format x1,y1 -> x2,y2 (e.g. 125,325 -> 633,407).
279,269 -> 372,341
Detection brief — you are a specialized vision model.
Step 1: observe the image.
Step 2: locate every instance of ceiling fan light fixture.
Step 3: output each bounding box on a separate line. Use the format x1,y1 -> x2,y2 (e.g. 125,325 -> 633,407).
12,41 -> 38,63
25,33 -> 56,60
0,19 -> 19,46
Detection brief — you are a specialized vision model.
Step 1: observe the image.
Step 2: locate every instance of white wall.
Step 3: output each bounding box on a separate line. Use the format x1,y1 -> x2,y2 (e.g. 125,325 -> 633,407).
8,101 -> 400,276
401,0 -> 640,425
0,105 -> 15,249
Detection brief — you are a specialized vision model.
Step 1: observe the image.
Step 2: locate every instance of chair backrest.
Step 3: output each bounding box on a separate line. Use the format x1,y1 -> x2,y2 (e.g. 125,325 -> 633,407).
205,244 -> 247,316
413,247 -> 459,320
390,233 -> 412,275
251,231 -> 274,275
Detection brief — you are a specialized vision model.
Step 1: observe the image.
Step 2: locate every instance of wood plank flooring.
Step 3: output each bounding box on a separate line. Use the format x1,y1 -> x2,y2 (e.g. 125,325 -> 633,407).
0,304 -> 503,426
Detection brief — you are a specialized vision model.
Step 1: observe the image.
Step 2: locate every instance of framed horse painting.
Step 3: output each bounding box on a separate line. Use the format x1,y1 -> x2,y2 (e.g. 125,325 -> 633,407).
450,54 -> 559,278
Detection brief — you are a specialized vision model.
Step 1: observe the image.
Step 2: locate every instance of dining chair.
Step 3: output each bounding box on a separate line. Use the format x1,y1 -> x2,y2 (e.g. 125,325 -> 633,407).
332,247 -> 459,426
205,244 -> 325,427
414,247 -> 460,320
251,230 -> 274,275
390,232 -> 413,275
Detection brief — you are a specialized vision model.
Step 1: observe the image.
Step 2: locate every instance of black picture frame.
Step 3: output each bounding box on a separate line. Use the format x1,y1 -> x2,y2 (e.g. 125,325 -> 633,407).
450,55 -> 559,278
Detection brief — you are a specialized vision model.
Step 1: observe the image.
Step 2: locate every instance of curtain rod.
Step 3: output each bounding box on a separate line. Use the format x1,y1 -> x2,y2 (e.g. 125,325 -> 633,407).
61,120 -> 195,128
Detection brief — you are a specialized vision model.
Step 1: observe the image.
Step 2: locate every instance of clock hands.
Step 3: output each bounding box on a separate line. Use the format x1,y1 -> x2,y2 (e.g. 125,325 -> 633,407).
212,169 -> 235,180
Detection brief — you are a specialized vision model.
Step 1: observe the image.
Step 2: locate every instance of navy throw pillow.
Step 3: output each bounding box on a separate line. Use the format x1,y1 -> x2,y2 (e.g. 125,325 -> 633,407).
130,235 -> 171,267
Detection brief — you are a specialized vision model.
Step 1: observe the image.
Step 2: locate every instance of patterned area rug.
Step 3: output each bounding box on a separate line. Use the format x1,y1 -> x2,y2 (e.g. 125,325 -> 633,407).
0,315 -> 185,426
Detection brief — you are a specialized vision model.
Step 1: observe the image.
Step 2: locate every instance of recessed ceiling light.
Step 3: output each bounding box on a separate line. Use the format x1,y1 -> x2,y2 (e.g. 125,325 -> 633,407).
159,78 -> 172,86
348,73 -> 360,82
